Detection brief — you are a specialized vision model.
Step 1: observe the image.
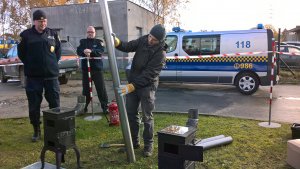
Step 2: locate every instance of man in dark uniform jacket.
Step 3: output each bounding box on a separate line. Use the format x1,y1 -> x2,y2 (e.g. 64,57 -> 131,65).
76,26 -> 108,114
114,24 -> 166,157
18,10 -> 61,142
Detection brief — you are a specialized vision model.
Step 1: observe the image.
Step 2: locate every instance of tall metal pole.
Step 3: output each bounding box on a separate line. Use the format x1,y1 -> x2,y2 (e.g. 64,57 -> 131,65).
258,37 -> 280,128
98,0 -> 136,163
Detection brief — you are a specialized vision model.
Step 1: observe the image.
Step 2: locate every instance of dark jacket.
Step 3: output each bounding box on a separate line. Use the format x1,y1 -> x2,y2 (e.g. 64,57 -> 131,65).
76,38 -> 104,71
18,26 -> 61,78
116,35 -> 166,89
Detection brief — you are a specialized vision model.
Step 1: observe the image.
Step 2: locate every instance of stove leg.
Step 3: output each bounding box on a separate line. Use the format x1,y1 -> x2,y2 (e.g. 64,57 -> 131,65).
61,153 -> 65,163
55,151 -> 63,169
73,146 -> 81,168
40,147 -> 47,169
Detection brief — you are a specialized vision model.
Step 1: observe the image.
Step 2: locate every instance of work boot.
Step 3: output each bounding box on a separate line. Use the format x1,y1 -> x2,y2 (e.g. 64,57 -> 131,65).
84,107 -> 88,113
143,145 -> 153,157
32,125 -> 41,142
132,139 -> 140,149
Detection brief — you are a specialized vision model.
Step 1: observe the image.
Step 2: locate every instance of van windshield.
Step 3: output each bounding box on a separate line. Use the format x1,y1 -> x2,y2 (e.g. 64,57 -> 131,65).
165,35 -> 178,53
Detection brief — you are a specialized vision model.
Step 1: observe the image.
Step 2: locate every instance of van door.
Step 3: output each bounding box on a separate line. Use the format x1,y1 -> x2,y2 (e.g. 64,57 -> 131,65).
178,35 -> 220,83
160,35 -> 179,81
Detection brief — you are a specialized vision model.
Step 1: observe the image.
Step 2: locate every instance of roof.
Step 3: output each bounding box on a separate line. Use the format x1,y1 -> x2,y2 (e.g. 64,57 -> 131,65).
289,26 -> 300,32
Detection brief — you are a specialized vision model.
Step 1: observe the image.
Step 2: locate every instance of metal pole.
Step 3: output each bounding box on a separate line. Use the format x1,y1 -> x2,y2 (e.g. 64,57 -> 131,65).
277,28 -> 281,76
98,0 -> 135,163
196,136 -> 233,150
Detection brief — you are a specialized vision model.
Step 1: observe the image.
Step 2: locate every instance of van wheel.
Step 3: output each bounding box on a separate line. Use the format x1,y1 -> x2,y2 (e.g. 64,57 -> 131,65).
0,68 -> 8,83
235,72 -> 259,95
19,67 -> 26,88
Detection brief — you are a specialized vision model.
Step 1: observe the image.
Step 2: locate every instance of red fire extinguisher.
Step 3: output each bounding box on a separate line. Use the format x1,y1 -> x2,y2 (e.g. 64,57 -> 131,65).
108,100 -> 120,126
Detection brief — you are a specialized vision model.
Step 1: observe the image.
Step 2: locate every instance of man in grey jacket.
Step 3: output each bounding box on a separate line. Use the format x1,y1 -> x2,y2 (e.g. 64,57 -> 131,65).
115,24 -> 166,157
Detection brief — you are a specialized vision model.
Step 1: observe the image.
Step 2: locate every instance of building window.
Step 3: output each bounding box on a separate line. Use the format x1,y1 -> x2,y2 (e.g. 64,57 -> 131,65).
53,28 -> 62,37
136,27 -> 143,37
94,27 -> 107,54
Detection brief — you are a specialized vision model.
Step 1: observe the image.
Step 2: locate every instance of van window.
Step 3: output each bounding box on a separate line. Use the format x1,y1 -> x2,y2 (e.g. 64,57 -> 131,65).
165,35 -> 178,53
182,35 -> 220,55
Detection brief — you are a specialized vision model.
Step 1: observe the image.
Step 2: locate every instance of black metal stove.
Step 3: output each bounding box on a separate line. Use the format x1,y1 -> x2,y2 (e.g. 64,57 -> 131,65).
40,107 -> 81,169
157,125 -> 203,169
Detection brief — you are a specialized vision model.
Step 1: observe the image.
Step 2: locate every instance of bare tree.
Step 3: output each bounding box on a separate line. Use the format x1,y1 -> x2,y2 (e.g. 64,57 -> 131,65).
0,0 -> 9,38
2,0 -> 87,40
130,0 -> 189,25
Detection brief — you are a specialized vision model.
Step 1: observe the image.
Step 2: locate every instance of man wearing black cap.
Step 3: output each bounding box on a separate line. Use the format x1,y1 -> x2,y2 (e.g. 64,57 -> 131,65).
18,10 -> 61,142
114,24 -> 166,157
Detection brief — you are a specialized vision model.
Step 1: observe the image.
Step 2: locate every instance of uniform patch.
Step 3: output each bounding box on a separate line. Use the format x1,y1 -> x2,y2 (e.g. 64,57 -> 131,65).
48,36 -> 55,40
50,46 -> 55,52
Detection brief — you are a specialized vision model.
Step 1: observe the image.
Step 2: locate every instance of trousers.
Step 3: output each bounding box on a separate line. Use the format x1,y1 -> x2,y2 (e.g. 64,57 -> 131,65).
25,78 -> 60,126
126,85 -> 156,146
82,70 -> 108,111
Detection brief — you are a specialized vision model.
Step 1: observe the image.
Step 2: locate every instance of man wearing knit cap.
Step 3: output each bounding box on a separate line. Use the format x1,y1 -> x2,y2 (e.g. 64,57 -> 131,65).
18,10 -> 61,142
114,24 -> 166,157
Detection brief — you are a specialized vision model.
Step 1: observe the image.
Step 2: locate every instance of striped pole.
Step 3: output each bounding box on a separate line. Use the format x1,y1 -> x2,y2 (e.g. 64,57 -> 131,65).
84,57 -> 101,121
258,38 -> 280,128
87,57 -> 94,117
268,39 -> 276,125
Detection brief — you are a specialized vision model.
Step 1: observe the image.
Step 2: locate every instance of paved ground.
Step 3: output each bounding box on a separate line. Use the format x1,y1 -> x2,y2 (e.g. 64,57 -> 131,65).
0,80 -> 299,124
156,83 -> 300,124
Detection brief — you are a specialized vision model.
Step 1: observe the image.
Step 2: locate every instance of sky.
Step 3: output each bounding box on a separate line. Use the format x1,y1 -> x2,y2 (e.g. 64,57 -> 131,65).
178,0 -> 299,32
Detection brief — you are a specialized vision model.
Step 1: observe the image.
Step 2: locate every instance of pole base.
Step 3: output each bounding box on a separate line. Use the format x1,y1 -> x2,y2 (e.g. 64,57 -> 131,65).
258,122 -> 281,128
84,115 -> 102,121
21,161 -> 66,169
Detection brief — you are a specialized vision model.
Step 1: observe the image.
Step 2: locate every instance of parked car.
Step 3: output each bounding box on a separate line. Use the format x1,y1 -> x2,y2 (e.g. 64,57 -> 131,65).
0,52 -> 5,60
0,41 -> 79,86
279,44 -> 300,69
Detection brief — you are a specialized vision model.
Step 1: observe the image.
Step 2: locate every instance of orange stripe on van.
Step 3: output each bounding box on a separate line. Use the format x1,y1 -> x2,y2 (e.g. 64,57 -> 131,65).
60,55 -> 78,61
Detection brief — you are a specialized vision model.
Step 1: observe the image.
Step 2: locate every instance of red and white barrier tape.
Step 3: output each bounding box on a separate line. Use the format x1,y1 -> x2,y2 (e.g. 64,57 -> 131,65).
62,51 -> 300,61
1,51 -> 300,67
276,52 -> 300,56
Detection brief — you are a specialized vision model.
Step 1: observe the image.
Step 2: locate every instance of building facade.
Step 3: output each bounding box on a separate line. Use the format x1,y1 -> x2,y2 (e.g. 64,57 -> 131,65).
283,26 -> 300,42
33,0 -> 156,69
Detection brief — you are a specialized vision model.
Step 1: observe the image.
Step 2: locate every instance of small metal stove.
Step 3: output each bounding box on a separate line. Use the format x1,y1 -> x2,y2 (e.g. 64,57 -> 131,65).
41,107 -> 81,169
157,125 -> 203,169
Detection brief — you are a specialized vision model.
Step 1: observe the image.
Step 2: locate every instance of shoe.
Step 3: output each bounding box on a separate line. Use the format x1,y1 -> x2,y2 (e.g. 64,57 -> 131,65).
143,145 -> 153,157
31,125 -> 41,142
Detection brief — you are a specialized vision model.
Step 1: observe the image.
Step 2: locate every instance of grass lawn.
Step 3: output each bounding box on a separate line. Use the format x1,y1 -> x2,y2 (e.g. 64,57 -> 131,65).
0,113 -> 294,169
279,70 -> 300,84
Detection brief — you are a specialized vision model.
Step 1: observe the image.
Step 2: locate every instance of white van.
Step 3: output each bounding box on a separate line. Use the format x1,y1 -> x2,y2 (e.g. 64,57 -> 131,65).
161,26 -> 278,95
